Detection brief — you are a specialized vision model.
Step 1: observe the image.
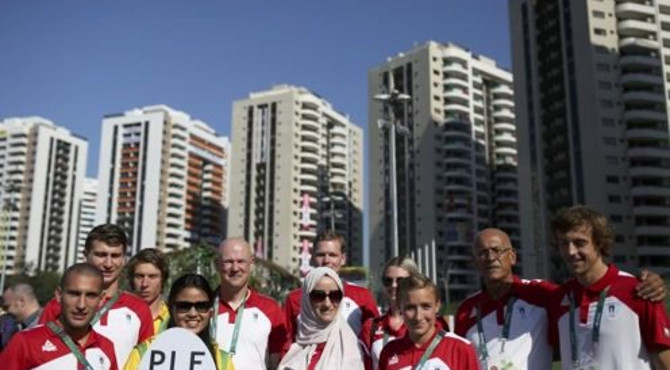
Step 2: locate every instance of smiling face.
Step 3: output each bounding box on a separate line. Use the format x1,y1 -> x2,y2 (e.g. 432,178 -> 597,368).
556,225 -> 604,278
132,262 -> 163,305
309,276 -> 342,324
218,239 -> 253,292
57,273 -> 103,332
171,287 -> 213,335
86,241 -> 125,289
472,229 -> 516,284
383,266 -> 411,304
401,287 -> 440,343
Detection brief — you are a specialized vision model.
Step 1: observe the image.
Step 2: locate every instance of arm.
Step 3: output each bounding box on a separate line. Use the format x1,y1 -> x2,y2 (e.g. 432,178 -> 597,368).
0,333 -> 27,370
652,348 -> 670,370
636,269 -> 666,302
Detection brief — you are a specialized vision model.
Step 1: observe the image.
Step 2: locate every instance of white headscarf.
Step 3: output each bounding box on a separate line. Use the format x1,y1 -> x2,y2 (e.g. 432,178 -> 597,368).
279,267 -> 364,370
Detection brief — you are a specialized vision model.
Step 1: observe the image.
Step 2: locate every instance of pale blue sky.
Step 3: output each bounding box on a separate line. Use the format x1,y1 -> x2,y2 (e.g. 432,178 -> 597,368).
0,1 -> 511,255
0,0 -> 510,176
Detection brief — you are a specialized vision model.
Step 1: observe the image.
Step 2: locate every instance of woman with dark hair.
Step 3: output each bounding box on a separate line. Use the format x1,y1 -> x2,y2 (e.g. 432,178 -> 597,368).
124,274 -> 234,370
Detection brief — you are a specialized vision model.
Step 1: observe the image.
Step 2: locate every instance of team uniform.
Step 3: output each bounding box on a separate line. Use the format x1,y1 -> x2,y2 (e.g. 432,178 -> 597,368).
284,281 -> 379,341
455,275 -> 558,369
361,313 -> 451,370
550,264 -> 670,370
211,289 -> 286,370
152,301 -> 170,334
39,291 -> 154,366
377,326 -> 478,370
0,324 -> 118,370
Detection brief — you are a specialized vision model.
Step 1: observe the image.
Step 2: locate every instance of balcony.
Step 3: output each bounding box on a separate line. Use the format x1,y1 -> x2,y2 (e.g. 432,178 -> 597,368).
627,147 -> 670,159
623,90 -> 666,103
444,156 -> 471,165
444,89 -> 470,103
625,128 -> 669,140
492,98 -> 514,108
300,173 -> 318,184
491,84 -> 513,98
633,205 -> 670,217
494,147 -> 516,155
618,19 -> 657,38
619,37 -> 659,51
624,109 -> 667,122
330,167 -> 347,176
300,162 -> 318,173
330,127 -> 348,138
301,141 -> 320,153
301,130 -> 320,142
301,151 -> 320,163
635,225 -> 670,236
620,73 -> 663,87
444,77 -> 469,89
630,166 -> 670,178
443,63 -> 468,78
631,185 -> 670,197
619,54 -> 662,68
300,184 -> 318,194
492,109 -> 515,121
616,2 -> 655,19
494,134 -> 516,144
301,119 -> 320,131
638,246 -> 670,257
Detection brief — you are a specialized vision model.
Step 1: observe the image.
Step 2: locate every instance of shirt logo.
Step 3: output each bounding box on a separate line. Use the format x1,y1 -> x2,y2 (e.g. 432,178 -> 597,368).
664,327 -> 670,338
607,303 -> 616,318
560,295 -> 570,306
389,355 -> 399,365
519,306 -> 526,319
253,312 -> 259,322
469,308 -> 476,318
126,314 -> 132,323
42,339 -> 57,352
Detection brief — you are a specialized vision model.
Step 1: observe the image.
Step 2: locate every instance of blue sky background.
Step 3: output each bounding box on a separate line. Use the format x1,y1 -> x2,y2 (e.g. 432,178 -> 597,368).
0,0 -> 510,256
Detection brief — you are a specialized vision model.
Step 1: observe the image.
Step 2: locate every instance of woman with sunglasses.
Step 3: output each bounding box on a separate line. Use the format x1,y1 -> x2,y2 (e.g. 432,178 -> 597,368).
124,274 -> 234,370
360,256 -> 418,370
279,267 -> 364,370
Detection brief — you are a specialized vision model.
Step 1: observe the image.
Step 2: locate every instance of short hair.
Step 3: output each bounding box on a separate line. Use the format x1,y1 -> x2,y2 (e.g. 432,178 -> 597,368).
60,263 -> 103,290
127,248 -> 169,288
84,224 -> 128,255
397,273 -> 440,304
550,205 -> 614,257
7,283 -> 37,302
383,256 -> 419,276
314,230 -> 347,254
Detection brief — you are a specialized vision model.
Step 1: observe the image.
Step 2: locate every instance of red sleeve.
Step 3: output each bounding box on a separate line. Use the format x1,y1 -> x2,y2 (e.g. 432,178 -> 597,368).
359,289 -> 380,325
456,340 -> 480,370
640,299 -> 670,352
38,298 -> 61,324
283,289 -> 300,342
359,318 -> 374,370
0,332 -> 28,370
454,303 -> 469,337
268,302 -> 288,355
136,301 -> 155,343
377,344 -> 391,370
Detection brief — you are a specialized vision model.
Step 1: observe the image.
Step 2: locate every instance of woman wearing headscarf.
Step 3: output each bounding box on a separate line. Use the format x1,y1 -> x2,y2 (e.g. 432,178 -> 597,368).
279,267 -> 364,370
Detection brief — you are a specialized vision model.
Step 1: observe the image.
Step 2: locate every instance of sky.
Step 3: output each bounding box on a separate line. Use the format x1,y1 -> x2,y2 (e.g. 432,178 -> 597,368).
0,0 -> 511,256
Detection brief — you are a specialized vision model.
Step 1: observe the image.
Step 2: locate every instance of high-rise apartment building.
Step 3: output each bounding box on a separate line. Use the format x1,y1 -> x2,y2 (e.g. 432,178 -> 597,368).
369,41 -> 519,300
97,105 -> 229,255
0,117 -> 87,273
510,0 -> 670,277
76,177 -> 98,262
228,85 -> 364,274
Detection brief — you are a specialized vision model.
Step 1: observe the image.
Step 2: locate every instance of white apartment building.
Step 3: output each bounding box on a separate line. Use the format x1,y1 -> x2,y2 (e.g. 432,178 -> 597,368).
0,117 -> 87,273
510,0 -> 670,278
228,85 -> 364,274
76,177 -> 98,262
96,105 -> 229,255
369,41 -> 519,301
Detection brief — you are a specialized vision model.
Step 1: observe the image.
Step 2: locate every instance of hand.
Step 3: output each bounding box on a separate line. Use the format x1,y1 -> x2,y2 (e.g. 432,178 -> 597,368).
636,269 -> 667,302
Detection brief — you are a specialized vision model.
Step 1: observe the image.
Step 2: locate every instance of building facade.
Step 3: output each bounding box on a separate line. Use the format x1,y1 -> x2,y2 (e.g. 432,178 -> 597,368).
0,117 -> 87,273
228,85 -> 364,275
96,105 -> 229,255
369,41 -> 519,301
510,0 -> 670,278
76,177 -> 98,262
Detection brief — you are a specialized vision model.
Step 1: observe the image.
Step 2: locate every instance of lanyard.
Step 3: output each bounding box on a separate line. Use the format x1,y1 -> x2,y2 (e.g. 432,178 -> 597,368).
568,287 -> 609,365
413,330 -> 443,370
475,296 -> 516,366
46,322 -> 95,370
91,292 -> 120,326
211,292 -> 248,370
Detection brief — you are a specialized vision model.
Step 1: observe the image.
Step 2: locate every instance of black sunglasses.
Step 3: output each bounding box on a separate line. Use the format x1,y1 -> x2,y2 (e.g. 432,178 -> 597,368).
309,289 -> 344,303
382,276 -> 408,287
173,301 -> 211,313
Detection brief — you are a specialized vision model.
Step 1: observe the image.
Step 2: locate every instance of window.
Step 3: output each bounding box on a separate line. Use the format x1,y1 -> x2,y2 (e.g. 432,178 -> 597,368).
596,63 -> 610,72
603,137 -> 617,145
594,28 -> 607,36
605,155 -> 618,165
598,81 -> 612,90
592,10 -> 605,18
608,195 -> 622,203
602,118 -> 615,127
611,215 -> 622,223
600,99 -> 613,108
606,175 -> 620,184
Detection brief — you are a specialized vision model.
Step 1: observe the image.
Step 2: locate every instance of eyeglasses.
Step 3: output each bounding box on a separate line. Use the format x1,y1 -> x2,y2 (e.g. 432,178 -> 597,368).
382,276 -> 408,287
309,289 -> 344,303
173,301 -> 211,313
476,248 -> 513,260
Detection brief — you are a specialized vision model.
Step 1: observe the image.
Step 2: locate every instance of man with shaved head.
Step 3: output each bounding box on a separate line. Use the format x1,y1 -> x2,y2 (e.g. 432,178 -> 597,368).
211,237 -> 287,370
455,228 -> 666,369
3,283 -> 42,331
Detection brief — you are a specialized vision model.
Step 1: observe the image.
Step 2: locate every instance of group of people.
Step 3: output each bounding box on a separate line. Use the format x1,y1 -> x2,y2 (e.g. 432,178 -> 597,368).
0,205 -> 669,369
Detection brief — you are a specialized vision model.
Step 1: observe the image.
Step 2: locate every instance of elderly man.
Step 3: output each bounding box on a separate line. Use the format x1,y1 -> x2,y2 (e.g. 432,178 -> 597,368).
211,237 -> 287,370
1,263 -> 118,369
455,227 -> 666,370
